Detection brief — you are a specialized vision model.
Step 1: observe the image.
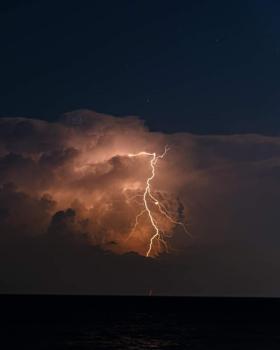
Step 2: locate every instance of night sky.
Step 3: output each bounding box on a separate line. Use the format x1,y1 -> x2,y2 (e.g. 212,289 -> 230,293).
1,0 -> 280,134
1,1 -> 280,296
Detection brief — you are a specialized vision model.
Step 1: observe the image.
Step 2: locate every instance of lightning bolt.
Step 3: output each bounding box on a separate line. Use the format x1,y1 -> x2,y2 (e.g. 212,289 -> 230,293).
127,146 -> 189,257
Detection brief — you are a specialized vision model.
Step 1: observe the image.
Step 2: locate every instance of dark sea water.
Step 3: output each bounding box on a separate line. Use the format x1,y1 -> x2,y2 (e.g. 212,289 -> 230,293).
1,296 -> 280,349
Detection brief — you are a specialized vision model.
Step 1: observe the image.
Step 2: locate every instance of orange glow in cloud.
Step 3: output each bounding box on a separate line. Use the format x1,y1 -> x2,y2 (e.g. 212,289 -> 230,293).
62,144 -> 189,257
0,111 -> 190,257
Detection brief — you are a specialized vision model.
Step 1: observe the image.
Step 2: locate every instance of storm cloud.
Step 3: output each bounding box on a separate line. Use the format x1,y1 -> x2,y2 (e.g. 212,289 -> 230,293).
0,110 -> 279,296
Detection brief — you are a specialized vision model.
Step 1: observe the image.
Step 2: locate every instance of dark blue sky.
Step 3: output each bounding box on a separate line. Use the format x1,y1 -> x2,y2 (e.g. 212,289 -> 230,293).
0,0 -> 280,133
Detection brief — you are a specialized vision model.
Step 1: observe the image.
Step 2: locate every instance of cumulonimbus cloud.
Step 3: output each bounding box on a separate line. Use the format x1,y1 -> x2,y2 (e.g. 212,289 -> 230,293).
0,110 -> 280,295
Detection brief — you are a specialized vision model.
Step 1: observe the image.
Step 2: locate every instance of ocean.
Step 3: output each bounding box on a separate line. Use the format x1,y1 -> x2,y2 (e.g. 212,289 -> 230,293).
1,295 -> 280,349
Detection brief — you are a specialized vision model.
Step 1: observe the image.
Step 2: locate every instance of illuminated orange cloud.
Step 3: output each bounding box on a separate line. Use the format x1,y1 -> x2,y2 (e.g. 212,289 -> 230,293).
1,110 -> 279,260
0,111 -> 190,257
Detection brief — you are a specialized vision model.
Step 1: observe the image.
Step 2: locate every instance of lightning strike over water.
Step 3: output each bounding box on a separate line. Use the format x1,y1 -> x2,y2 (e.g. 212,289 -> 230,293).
127,146 -> 189,257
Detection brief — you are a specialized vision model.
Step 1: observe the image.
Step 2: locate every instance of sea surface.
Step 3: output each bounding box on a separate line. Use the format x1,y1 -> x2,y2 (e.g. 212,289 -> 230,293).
1,295 -> 280,349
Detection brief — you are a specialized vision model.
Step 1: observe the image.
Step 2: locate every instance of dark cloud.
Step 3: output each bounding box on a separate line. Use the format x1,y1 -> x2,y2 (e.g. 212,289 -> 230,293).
0,183 -> 55,237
